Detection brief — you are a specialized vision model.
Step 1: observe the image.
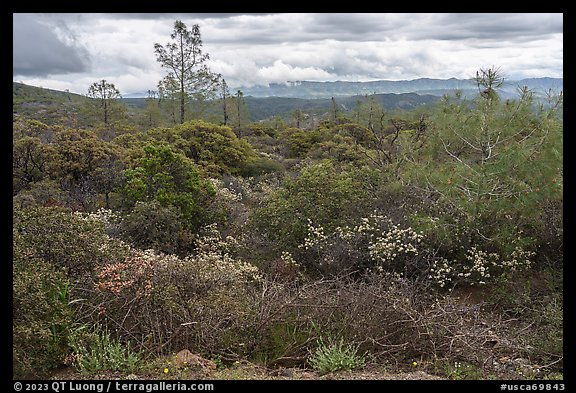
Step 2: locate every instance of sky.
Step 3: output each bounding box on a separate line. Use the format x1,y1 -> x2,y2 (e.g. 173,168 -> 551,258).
13,13 -> 563,97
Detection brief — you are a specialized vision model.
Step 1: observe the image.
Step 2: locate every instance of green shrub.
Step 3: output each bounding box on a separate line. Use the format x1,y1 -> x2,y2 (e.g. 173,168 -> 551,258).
118,143 -> 216,232
308,337 -> 366,373
12,206 -> 131,378
240,157 -> 284,177
68,325 -> 142,374
250,161 -> 378,267
491,271 -> 563,368
281,127 -> 320,158
13,205 -> 129,277
13,179 -> 67,209
115,200 -> 187,255
13,135 -> 51,194
405,84 -> 562,275
173,120 -> 258,176
13,247 -> 73,378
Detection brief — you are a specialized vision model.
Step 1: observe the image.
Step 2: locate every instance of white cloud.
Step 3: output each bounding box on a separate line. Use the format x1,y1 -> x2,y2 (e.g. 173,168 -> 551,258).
13,13 -> 563,95
257,60 -> 335,84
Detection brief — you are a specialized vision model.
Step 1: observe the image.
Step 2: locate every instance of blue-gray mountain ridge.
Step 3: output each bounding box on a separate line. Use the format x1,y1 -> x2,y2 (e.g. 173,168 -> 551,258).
232,77 -> 563,99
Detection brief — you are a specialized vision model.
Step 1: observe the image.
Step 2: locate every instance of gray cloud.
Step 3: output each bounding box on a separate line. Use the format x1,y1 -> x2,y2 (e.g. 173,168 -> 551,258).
306,13 -> 401,41
299,13 -> 563,43
37,13 -> 276,24
13,13 -> 91,76
418,13 -> 563,42
104,13 -> 273,19
203,13 -> 563,46
13,13 -> 562,94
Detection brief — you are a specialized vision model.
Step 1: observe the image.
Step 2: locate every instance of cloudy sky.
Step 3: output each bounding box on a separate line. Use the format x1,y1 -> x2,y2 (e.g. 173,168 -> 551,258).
13,13 -> 563,96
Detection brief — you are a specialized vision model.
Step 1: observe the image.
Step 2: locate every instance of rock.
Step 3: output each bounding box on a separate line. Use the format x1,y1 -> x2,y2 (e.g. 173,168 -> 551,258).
174,349 -> 217,371
63,353 -> 78,366
513,358 -> 540,378
401,371 -> 444,380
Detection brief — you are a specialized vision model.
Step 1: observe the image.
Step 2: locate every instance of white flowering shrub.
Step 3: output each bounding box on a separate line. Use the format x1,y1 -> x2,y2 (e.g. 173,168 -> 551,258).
367,222 -> 423,264
225,174 -> 283,205
429,245 -> 535,287
14,206 -> 129,277
428,257 -> 453,288
294,209 -> 534,286
408,199 -> 538,287
87,223 -> 261,354
75,204 -> 190,255
74,208 -> 120,227
296,212 -> 426,275
272,251 -> 304,281
209,178 -> 243,203
93,223 -> 261,299
208,175 -> 284,241
188,223 -> 262,284
299,219 -> 328,249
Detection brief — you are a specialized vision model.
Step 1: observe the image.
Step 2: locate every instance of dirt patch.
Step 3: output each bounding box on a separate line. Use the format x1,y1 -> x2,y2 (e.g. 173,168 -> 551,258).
48,363 -> 445,381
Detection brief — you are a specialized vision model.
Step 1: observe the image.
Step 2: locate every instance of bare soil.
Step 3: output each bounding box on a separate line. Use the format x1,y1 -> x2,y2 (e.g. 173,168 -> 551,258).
48,363 -> 446,381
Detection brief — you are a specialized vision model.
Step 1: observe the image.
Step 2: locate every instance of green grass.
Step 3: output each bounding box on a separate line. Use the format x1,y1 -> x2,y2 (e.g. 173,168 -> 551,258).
308,337 -> 366,373
68,324 -> 142,374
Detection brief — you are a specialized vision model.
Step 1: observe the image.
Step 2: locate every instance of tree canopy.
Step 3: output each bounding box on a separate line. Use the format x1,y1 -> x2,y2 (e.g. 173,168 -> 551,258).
154,20 -> 221,124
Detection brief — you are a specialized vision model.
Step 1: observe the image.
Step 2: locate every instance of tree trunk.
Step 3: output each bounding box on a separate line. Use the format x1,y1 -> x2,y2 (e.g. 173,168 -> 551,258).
104,100 -> 108,124
180,34 -> 186,124
180,87 -> 185,124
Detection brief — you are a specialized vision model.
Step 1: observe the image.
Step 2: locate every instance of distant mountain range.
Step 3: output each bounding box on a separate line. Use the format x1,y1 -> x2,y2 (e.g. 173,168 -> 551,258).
234,77 -> 563,99
244,93 -> 440,121
13,81 -> 440,123
14,76 -> 564,124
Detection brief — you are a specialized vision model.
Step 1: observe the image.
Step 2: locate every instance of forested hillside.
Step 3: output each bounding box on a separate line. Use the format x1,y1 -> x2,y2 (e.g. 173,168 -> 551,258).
14,82 -> 440,124
237,77 -> 564,99
13,82 -> 88,127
